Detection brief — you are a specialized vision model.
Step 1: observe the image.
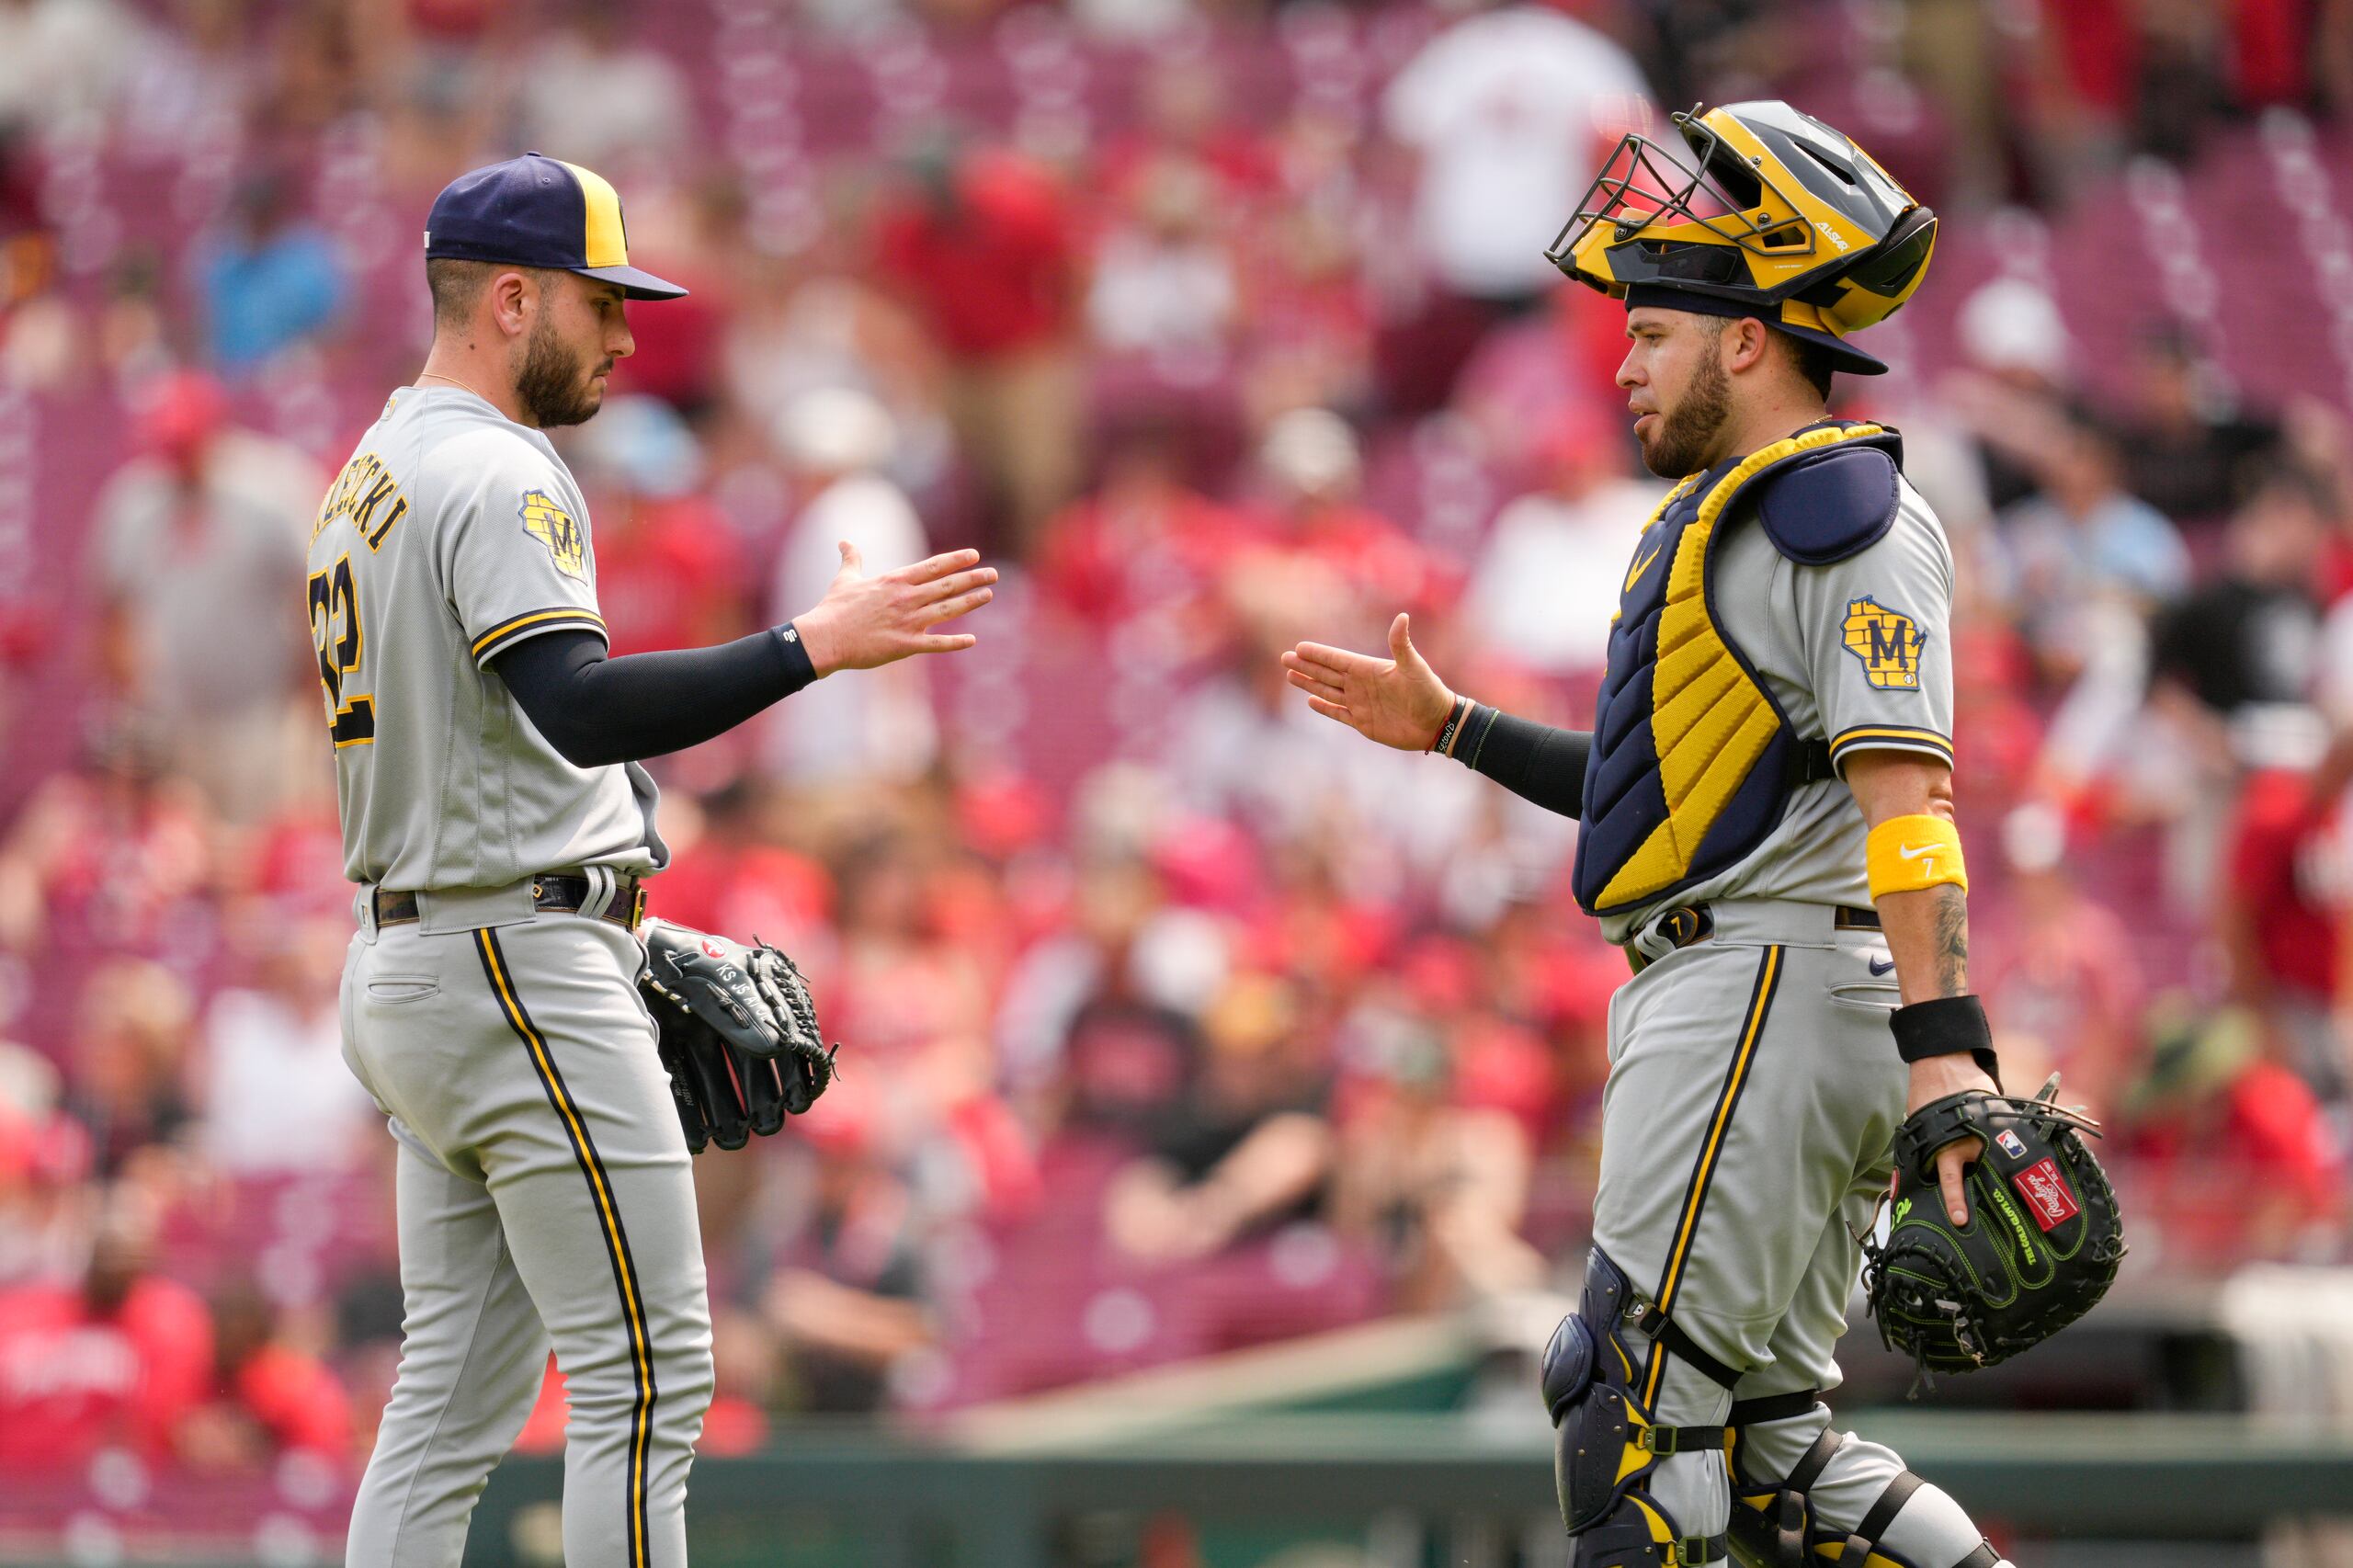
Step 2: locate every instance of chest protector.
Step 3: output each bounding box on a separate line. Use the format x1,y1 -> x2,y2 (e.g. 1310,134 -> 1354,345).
1574,421 -> 1905,916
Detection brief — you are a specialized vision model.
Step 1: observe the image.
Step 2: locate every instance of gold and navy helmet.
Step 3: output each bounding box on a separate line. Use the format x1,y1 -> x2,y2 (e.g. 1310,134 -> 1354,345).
1547,101 -> 1936,374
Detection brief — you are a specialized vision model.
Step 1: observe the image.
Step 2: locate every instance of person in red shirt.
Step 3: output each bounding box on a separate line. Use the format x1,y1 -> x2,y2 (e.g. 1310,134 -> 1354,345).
0,1197 -> 211,1468
871,142 -> 1082,554
572,397 -> 749,658
1235,408 -> 1450,619
176,1279 -> 349,1469
1033,415 -> 1253,637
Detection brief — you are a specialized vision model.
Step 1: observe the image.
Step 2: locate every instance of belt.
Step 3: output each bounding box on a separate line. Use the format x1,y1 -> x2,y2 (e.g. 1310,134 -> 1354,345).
1627,902 -> 1880,974
373,875 -> 646,933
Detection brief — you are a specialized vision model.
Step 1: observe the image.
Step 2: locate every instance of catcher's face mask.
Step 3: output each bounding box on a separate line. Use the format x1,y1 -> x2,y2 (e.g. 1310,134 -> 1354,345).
1549,101 -> 1938,374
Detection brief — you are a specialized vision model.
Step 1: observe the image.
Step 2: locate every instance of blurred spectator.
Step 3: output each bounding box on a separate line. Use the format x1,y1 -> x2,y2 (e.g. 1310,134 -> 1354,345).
823,828 -> 992,1059
1237,409 -> 1445,619
1942,276 -> 2078,514
0,726 -> 211,956
1975,805 -> 2146,1116
1034,415 -> 1251,632
0,0 -> 143,136
766,388 -> 940,785
1463,407 -> 1664,679
1086,155 -> 1237,372
2151,469 -> 2331,730
873,143 -> 1083,553
2212,714 -> 2351,1100
90,371 -> 320,823
176,1278 -> 348,1470
570,396 -> 746,656
647,779 -> 832,960
1103,974 -> 1335,1267
63,960 -> 195,1181
1329,999 -> 1545,1312
2123,1006 -> 2345,1264
515,0 -> 692,176
0,1191 -> 211,1469
190,167 -> 347,376
1381,4 -> 1647,306
1997,420 -> 2190,667
2112,325 -> 2283,526
195,915 -> 376,1176
1379,4 -> 1648,404
0,1099 -> 92,1288
761,1100 -> 936,1414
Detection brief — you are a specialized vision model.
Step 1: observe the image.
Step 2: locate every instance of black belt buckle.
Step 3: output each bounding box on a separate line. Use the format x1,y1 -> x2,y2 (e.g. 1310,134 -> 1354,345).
1657,905 -> 1712,949
626,883 -> 647,931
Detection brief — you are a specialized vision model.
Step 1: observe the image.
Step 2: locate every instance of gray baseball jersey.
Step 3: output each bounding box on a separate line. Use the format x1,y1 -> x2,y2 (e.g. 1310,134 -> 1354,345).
1597,478 -> 1956,946
306,385 -> 665,892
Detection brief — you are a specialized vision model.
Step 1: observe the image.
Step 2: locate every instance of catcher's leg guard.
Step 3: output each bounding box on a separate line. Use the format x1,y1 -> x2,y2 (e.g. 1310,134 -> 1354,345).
1724,1399 -> 2008,1568
1543,1248 -> 1742,1566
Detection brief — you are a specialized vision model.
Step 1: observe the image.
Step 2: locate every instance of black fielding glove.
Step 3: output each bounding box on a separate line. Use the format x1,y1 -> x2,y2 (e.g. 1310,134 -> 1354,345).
639,920 -> 839,1153
1862,1075 -> 2127,1389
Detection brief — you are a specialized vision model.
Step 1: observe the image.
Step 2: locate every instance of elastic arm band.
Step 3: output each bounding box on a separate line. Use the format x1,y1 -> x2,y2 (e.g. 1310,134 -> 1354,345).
1866,813 -> 1967,900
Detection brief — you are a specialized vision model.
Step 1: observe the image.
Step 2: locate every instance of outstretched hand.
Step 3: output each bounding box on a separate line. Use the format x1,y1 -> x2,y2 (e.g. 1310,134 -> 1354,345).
1280,613 -> 1457,752
794,543 -> 995,677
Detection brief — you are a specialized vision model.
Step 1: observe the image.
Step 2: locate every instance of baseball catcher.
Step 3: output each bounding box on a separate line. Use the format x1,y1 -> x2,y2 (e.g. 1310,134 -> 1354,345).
1287,101 -> 2123,1568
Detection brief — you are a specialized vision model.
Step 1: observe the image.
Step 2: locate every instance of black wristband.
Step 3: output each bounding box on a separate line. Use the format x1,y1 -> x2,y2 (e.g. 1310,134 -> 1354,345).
776,621 -> 818,691
1890,994 -> 2000,1084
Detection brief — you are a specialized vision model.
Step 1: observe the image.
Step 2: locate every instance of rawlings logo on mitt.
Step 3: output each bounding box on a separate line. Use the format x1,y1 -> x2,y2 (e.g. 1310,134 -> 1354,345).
1862,1076 -> 2126,1389
639,919 -> 837,1154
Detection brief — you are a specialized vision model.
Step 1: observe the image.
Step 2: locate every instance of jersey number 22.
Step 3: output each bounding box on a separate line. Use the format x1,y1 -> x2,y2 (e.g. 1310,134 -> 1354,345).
308,556 -> 374,747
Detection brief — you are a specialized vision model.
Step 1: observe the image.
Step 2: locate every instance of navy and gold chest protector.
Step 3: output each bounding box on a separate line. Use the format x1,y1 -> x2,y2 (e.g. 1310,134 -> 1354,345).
1573,421 -> 1905,916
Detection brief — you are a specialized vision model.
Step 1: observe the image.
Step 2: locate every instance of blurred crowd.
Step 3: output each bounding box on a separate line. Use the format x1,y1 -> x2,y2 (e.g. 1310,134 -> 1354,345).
4,0 -> 2353,1491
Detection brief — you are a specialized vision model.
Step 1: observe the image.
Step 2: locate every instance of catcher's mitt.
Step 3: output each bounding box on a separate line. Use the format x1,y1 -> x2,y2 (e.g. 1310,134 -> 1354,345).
639,920 -> 836,1154
1861,1075 -> 2126,1388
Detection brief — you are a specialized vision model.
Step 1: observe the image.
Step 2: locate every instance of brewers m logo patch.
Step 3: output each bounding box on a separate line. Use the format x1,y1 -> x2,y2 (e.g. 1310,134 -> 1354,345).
520,490 -> 588,581
1841,596 -> 1926,690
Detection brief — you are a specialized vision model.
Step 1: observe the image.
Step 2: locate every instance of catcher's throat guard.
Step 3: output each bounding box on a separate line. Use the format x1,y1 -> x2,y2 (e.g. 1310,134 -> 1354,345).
1548,101 -> 1937,375
1862,1078 -> 2126,1384
1542,1248 -> 1734,1566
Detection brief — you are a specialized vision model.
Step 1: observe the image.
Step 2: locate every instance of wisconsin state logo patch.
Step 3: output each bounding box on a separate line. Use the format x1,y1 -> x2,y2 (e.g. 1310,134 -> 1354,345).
520,490 -> 588,582
1841,596 -> 1926,690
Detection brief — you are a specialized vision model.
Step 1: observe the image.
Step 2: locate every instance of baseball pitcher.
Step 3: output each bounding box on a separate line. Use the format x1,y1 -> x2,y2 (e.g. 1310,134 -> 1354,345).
310,154 -> 993,1568
1285,104 -> 2119,1568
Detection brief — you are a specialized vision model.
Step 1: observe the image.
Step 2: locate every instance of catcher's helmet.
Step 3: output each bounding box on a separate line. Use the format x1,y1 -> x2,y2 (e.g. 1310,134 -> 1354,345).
1548,101 -> 1936,374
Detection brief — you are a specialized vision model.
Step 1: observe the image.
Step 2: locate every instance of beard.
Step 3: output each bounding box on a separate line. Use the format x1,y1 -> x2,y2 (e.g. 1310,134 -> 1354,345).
1638,347 -> 1733,479
515,312 -> 608,429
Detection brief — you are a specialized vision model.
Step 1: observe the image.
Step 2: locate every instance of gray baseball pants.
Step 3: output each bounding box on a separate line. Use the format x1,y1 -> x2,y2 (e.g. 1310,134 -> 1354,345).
338,883 -> 711,1568
1603,900 -> 1992,1566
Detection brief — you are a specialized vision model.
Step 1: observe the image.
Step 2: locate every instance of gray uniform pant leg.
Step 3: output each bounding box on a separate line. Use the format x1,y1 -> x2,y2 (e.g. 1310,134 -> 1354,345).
341,915 -> 714,1568
1592,918 -> 1991,1563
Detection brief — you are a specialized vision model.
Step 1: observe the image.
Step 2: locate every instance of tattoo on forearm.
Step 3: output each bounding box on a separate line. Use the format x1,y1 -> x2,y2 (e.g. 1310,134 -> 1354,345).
1931,883 -> 1969,996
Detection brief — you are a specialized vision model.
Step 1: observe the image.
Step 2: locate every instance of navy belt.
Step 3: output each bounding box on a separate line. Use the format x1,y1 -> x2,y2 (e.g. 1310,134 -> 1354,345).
1627,903 -> 1879,974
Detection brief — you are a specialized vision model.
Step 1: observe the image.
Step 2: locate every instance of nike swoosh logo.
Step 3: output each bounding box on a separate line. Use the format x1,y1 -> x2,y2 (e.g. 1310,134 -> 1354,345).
1869,957 -> 1896,976
1624,545 -> 1664,594
1897,843 -> 1937,860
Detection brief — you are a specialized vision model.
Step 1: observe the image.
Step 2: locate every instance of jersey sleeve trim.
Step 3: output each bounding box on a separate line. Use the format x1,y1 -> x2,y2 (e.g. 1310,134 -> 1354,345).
472,608 -> 608,665
1828,725 -> 1954,770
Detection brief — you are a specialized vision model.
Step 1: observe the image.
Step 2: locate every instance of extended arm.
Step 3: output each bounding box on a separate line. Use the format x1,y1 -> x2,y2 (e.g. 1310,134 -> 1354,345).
1843,750 -> 1999,1224
495,627 -> 813,767
495,542 -> 995,768
1280,614 -> 1593,818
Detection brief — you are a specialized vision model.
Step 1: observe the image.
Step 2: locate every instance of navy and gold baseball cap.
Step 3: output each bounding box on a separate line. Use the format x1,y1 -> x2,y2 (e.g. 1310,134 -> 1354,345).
424,153 -> 686,301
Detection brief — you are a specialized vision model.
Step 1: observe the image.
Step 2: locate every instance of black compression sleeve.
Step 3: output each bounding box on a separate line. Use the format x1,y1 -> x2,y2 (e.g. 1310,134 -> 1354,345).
1452,704 -> 1593,821
493,627 -> 819,767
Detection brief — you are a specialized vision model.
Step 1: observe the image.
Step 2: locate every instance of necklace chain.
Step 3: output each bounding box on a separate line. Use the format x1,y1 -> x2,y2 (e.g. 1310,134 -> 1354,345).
416,370 -> 493,404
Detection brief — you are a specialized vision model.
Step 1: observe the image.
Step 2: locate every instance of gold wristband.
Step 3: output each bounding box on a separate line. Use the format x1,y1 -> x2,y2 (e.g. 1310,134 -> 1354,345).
1866,813 -> 1967,900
